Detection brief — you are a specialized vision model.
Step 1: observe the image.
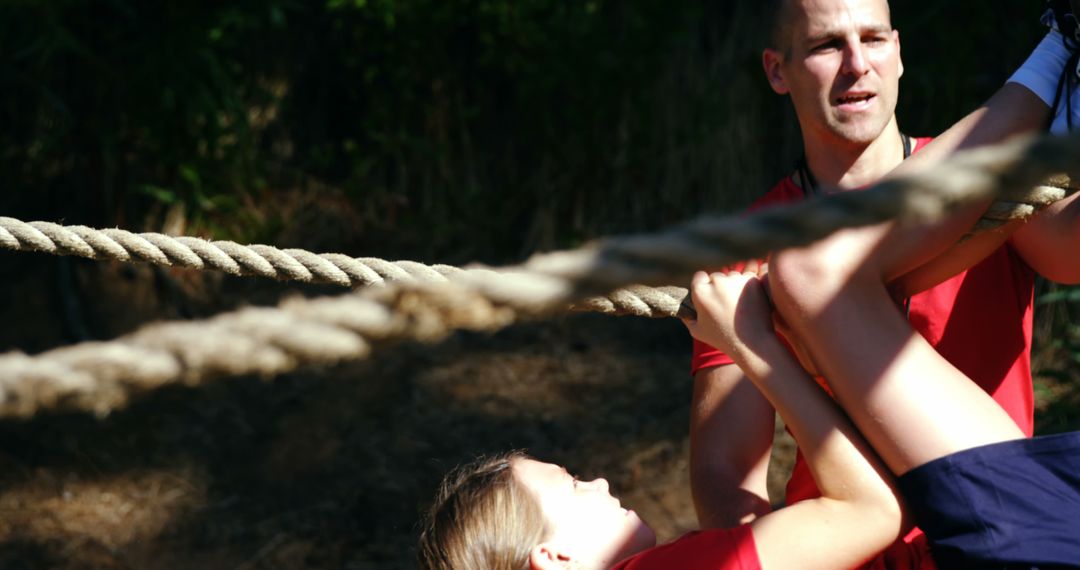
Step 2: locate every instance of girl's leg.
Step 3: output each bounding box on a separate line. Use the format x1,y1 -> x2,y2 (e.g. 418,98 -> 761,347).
769,220 -> 1024,475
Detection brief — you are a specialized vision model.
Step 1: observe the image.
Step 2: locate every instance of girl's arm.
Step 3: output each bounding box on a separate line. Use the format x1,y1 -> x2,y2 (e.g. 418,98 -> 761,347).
685,271 -> 906,570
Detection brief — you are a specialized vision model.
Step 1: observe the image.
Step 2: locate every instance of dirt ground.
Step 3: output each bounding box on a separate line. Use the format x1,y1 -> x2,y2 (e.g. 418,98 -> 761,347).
0,252 -> 797,569
5,248 -> 1077,569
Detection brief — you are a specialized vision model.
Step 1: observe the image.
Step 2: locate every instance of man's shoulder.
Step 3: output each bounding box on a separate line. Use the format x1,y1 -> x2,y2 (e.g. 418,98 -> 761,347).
748,135 -> 935,212
911,135 -> 934,154
747,175 -> 805,212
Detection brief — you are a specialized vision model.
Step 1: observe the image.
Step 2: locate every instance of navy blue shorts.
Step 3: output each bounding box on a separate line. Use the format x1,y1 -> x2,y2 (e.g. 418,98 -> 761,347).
897,431 -> 1080,569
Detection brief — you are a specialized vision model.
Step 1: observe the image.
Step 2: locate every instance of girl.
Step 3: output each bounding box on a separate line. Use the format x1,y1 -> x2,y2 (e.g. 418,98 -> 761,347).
418,269 -> 908,569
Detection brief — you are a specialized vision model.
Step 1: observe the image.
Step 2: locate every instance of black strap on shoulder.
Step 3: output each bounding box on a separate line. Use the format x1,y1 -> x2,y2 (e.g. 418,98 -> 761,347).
795,133 -> 915,317
1048,0 -> 1080,45
796,155 -> 815,196
1047,0 -> 1080,131
796,132 -> 912,197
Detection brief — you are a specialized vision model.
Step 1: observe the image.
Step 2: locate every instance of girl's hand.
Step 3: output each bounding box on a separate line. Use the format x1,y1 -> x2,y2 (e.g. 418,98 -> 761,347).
683,268 -> 774,358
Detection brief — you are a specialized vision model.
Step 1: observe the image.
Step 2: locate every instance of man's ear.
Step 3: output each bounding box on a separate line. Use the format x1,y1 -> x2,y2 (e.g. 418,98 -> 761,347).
762,48 -> 789,94
893,29 -> 903,78
530,543 -> 572,570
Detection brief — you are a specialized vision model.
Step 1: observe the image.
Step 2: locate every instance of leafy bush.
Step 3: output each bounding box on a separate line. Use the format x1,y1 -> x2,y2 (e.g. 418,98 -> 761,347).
1035,283 -> 1080,432
0,1 -> 1049,263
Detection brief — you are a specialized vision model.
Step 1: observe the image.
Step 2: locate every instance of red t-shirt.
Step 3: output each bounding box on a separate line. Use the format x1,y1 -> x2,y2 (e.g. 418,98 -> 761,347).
690,137 -> 1036,567
612,526 -> 761,570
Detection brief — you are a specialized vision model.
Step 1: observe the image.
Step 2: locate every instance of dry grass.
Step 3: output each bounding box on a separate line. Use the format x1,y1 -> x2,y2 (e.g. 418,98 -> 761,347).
4,247 -> 1071,569
0,254 -> 738,567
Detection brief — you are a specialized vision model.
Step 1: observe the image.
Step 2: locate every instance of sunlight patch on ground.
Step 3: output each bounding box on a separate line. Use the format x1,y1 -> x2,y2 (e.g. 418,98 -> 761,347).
0,468 -> 205,551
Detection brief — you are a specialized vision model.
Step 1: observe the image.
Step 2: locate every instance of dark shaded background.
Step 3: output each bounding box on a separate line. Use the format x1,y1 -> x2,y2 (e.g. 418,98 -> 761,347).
0,1 -> 1050,261
1,2 -> 1079,568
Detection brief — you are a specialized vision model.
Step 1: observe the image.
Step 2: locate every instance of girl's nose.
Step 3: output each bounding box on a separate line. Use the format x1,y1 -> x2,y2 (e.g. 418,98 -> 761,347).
587,477 -> 610,493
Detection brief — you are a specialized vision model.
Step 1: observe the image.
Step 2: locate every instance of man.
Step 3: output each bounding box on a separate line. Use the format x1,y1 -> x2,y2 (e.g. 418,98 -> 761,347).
690,0 -> 1080,565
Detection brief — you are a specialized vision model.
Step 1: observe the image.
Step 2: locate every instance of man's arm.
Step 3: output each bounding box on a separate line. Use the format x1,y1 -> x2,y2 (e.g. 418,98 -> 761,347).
988,29 -> 1080,283
689,364 -> 775,528
887,31 -> 1080,289
890,79 -> 1080,289
883,83 -> 1059,296
1011,192 -> 1080,284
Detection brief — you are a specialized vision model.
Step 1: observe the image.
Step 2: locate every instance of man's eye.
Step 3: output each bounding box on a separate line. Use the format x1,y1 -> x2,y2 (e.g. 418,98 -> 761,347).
812,40 -> 841,52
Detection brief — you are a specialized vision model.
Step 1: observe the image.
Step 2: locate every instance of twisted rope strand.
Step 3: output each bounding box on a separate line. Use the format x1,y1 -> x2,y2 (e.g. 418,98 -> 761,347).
0,132 -> 1078,417
0,218 -> 697,317
1,150 -> 1075,314
522,134 -> 1080,295
0,283 -> 514,417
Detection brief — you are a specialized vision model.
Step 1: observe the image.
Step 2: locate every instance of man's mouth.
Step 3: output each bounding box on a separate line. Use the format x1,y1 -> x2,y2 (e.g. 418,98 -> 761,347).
835,93 -> 875,105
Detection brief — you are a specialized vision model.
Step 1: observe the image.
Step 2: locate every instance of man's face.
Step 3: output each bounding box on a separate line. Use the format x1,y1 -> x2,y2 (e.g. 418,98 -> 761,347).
764,0 -> 903,147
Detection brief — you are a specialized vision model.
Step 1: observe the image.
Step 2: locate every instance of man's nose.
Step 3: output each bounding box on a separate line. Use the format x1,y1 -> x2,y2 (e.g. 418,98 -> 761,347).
841,41 -> 870,76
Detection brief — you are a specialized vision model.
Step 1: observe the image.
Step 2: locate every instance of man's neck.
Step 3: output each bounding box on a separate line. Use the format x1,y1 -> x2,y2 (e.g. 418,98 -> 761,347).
801,119 -> 906,192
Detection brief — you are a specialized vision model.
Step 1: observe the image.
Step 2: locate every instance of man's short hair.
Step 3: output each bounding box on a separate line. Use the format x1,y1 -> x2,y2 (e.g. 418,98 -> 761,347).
766,0 -> 893,53
765,0 -> 795,53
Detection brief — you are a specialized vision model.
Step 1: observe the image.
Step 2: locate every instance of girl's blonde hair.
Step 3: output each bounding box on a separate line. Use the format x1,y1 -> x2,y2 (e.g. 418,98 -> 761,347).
418,451 -> 548,570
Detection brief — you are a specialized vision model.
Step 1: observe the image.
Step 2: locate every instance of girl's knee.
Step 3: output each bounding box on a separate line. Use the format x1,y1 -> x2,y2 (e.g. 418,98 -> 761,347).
771,247 -> 845,312
770,229 -> 884,315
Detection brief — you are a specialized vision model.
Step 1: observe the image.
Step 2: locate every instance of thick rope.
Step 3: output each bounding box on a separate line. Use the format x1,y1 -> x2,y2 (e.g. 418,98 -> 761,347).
521,135 -> 1080,297
0,218 -> 471,288
1,132 -> 1079,417
966,174 -> 1074,233
0,218 -> 678,317
0,169 -> 1074,318
0,283 -> 523,417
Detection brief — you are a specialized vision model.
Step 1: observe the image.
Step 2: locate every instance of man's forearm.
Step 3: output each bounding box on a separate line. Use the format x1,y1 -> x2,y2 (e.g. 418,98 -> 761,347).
1013,191 -> 1080,283
689,455 -> 772,527
689,364 -> 775,527
890,30 -> 1062,180
873,33 -> 1063,291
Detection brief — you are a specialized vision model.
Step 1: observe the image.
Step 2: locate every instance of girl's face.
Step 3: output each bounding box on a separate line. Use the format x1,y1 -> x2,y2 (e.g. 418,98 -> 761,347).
513,459 -> 656,567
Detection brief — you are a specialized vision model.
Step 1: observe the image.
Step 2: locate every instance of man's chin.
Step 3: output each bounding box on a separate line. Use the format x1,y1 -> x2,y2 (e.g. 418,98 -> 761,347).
828,121 -> 890,147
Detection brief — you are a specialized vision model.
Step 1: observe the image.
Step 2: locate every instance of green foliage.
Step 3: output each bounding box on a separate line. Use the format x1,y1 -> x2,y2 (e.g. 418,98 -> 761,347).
0,1 -> 1053,262
0,0 -> 291,228
1034,283 -> 1080,433
1038,287 -> 1080,305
